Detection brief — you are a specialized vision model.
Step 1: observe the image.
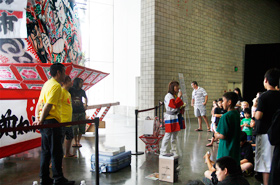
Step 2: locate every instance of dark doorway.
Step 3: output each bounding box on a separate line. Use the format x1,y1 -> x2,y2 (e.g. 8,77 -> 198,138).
243,43 -> 280,106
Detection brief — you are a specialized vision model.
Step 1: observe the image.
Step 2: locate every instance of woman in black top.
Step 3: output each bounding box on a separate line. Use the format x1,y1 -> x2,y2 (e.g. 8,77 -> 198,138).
69,78 -> 88,147
234,88 -> 243,109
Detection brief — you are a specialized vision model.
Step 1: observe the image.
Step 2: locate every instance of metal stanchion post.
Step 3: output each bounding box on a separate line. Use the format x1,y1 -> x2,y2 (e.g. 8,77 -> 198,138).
155,106 -> 158,117
95,117 -> 99,185
132,109 -> 144,155
162,102 -> 164,118
158,102 -> 162,119
161,102 -> 164,129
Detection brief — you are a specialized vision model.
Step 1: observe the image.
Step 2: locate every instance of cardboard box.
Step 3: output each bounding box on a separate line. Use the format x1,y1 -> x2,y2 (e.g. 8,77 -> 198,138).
87,121 -> 106,132
159,155 -> 179,183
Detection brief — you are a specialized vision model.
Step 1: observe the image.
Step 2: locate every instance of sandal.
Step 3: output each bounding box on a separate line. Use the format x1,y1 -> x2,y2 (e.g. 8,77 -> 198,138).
64,154 -> 77,158
207,128 -> 211,132
72,144 -> 78,147
77,144 -> 82,147
195,128 -> 203,131
206,143 -> 213,147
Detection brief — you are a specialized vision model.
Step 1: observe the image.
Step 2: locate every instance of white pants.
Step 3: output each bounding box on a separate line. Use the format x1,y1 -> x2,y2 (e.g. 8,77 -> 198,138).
254,134 -> 274,173
160,131 -> 179,155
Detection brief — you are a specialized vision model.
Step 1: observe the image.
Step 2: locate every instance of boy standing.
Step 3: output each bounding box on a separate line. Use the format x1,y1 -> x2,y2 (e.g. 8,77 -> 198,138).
215,92 -> 240,165
254,68 -> 280,185
240,108 -> 253,142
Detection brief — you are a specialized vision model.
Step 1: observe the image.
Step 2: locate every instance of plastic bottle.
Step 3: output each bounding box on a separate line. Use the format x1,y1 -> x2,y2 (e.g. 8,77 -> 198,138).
33,181 -> 38,185
80,180 -> 86,185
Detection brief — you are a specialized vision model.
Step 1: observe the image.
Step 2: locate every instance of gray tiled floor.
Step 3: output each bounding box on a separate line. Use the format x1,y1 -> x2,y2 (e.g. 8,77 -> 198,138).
0,114 -> 261,185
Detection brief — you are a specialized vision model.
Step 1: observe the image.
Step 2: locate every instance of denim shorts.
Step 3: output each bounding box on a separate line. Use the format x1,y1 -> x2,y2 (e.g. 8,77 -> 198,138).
62,126 -> 74,140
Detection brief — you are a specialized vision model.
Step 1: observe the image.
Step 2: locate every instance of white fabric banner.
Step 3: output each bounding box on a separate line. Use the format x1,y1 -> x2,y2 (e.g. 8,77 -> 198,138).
0,100 -> 41,148
0,0 -> 27,11
0,0 -> 27,38
0,10 -> 27,38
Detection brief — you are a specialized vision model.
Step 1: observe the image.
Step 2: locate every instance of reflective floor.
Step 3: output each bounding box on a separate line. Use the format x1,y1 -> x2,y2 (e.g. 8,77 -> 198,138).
0,114 -> 261,185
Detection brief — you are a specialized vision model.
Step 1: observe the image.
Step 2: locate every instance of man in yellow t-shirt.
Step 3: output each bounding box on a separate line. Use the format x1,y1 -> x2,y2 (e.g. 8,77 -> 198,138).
61,76 -> 76,158
34,63 -> 74,185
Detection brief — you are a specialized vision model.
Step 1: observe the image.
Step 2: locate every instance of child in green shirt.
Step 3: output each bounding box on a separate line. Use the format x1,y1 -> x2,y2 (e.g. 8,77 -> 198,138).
215,92 -> 241,165
240,108 -> 253,142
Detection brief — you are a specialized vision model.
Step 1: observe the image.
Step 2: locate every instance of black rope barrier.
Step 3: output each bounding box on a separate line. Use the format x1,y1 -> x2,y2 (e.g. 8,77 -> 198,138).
132,101 -> 164,156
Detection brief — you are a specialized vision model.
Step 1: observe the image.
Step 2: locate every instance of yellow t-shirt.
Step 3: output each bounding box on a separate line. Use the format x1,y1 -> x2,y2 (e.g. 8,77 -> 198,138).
60,87 -> 72,125
38,78 -> 62,122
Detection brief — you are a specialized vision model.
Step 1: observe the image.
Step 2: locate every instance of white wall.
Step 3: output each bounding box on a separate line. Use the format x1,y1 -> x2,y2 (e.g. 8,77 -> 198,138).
85,0 -> 114,116
84,0 -> 140,117
113,0 -> 141,116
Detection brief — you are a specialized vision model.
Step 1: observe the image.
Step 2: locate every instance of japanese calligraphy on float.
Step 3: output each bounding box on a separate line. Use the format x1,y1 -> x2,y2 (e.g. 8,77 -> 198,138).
0,0 -> 109,158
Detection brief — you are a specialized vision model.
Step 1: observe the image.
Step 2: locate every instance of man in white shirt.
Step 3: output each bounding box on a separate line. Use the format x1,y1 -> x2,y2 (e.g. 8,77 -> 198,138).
191,81 -> 210,132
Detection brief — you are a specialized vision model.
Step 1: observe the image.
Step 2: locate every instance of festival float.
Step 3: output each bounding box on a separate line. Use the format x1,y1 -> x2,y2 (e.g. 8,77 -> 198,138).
0,0 -> 108,158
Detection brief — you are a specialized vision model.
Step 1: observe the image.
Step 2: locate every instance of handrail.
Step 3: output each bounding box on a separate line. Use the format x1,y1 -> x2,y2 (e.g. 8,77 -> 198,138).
87,102 -> 120,123
87,102 -> 120,110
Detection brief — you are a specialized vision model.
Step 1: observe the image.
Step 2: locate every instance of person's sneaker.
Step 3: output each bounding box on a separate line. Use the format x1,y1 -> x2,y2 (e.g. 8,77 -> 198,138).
40,177 -> 53,185
53,177 -> 75,185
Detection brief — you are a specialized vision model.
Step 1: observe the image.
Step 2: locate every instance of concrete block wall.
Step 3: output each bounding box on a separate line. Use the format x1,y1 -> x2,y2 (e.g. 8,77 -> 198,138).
140,0 -> 156,118
140,0 -> 280,119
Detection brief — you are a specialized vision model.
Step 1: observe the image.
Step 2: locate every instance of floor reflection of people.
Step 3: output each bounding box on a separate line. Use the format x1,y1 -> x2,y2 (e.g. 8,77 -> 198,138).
190,132 -> 204,173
